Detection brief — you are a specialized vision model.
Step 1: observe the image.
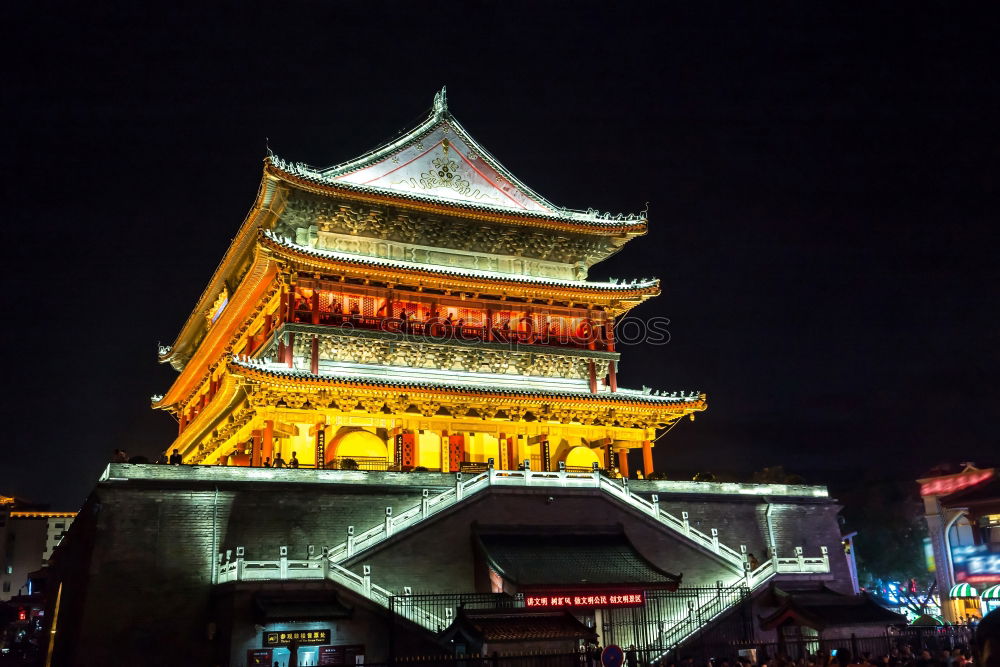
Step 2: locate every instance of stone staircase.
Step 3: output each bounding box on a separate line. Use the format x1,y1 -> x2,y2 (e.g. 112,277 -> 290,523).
216,468 -> 831,637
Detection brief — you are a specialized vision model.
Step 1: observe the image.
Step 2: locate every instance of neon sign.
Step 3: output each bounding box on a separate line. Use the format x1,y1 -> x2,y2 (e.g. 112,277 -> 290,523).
525,592 -> 645,608
920,471 -> 993,497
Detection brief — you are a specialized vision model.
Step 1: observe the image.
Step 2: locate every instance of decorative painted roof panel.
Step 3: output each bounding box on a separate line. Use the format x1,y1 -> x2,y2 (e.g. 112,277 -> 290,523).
269,88 -> 646,227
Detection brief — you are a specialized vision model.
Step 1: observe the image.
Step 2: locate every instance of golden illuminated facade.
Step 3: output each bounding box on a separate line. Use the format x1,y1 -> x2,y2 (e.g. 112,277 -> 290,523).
153,89 -> 706,475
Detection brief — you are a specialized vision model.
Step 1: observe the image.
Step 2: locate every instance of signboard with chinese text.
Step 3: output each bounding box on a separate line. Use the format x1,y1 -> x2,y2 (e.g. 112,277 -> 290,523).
263,629 -> 331,647
319,644 -> 365,665
951,544 -> 1000,586
524,592 -> 645,608
247,648 -> 273,665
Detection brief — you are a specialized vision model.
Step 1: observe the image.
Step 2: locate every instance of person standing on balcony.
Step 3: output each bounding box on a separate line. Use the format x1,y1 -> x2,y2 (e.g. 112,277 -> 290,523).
289,452 -> 299,468
273,453 -> 286,468
169,449 -> 182,465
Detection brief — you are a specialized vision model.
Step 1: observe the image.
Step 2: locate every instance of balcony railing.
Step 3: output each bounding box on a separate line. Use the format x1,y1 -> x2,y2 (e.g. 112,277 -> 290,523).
289,310 -> 611,351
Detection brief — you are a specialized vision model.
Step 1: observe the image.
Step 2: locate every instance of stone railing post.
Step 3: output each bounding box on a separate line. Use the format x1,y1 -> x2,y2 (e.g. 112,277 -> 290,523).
795,546 -> 804,570
681,511 -> 690,535
711,528 -> 719,553
279,545 -> 288,579
346,526 -> 355,558
650,494 -> 659,516
421,489 -> 429,518
455,472 -> 464,500
236,546 -> 245,581
362,565 -> 371,593
384,507 -> 394,536
820,545 -> 829,570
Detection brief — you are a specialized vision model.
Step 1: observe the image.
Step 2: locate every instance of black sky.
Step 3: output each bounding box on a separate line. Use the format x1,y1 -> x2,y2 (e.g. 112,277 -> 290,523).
2,3 -> 997,508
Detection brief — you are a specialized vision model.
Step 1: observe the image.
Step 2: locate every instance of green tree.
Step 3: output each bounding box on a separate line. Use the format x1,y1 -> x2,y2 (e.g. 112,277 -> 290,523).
839,479 -> 929,588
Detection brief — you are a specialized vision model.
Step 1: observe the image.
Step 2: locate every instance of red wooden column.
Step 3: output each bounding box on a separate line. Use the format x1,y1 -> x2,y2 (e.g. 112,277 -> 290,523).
311,290 -> 320,325
310,335 -> 319,374
617,447 -> 630,478
263,314 -> 273,336
608,360 -> 618,392
642,440 -> 654,478
286,284 -> 297,323
178,411 -> 186,435
262,421 -> 275,464
506,436 -> 517,471
250,429 -> 263,467
286,332 -> 295,368
485,309 -> 493,341
448,434 -> 465,472
605,318 -> 616,352
588,361 -> 598,394
278,287 -> 287,324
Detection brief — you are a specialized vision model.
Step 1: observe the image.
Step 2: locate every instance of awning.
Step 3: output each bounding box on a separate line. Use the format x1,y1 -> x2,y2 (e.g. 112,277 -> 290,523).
439,609 -> 597,644
911,614 -> 946,627
949,583 -> 979,599
476,526 -> 681,590
253,591 -> 353,622
981,584 -> 1000,600
759,585 -> 907,631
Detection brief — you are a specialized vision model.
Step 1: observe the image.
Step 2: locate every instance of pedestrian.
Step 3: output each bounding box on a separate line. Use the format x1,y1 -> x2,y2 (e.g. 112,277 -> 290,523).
169,448 -> 183,465
273,453 -> 286,468
263,457 -> 271,468
627,645 -> 639,667
289,451 -> 299,468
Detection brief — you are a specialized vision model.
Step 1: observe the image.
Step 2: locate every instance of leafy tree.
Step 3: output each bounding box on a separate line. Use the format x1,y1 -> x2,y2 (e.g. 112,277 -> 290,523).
838,479 -> 930,588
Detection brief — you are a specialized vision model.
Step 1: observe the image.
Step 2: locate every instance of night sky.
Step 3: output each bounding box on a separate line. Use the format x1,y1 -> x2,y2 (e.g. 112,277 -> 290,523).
3,4 -> 996,509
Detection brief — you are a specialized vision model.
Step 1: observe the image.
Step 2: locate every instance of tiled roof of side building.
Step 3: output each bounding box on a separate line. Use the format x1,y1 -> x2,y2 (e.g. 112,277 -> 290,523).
477,529 -> 681,587
267,88 -> 648,231
228,358 -> 705,407
260,231 -> 660,293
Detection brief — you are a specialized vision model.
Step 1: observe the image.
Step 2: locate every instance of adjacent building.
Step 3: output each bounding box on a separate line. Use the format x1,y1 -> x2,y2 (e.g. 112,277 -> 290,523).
0,495 -> 75,601
919,463 -> 1000,621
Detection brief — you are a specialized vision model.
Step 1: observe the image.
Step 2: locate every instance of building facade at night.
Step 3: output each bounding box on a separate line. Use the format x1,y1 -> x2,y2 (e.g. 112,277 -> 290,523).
919,463 -> 1000,621
0,495 -> 75,601
43,92 -> 896,666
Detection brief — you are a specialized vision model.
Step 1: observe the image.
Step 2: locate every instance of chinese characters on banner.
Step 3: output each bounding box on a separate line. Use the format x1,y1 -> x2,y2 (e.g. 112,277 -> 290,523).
263,629 -> 332,647
525,592 -> 645,608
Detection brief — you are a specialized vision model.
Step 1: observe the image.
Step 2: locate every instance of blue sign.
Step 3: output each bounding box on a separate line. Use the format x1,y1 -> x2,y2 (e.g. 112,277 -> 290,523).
602,645 -> 625,667
951,544 -> 1000,586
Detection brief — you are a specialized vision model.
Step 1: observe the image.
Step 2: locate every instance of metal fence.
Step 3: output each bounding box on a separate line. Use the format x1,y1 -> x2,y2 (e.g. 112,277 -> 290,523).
386,586 -> 753,658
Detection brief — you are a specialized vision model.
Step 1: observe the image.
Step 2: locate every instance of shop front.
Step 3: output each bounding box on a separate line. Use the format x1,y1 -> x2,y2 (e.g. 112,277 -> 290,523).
247,628 -> 362,667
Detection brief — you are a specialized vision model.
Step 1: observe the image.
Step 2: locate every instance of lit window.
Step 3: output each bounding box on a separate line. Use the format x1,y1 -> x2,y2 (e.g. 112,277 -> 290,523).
5,566 -> 11,574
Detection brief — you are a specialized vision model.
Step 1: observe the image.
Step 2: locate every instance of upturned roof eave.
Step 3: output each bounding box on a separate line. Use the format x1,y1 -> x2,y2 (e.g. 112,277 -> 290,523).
227,358 -> 707,411
266,160 -> 648,235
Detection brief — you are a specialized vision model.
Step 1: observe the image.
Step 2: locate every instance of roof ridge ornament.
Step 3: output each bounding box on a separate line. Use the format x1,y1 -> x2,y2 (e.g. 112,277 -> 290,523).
433,86 -> 448,118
